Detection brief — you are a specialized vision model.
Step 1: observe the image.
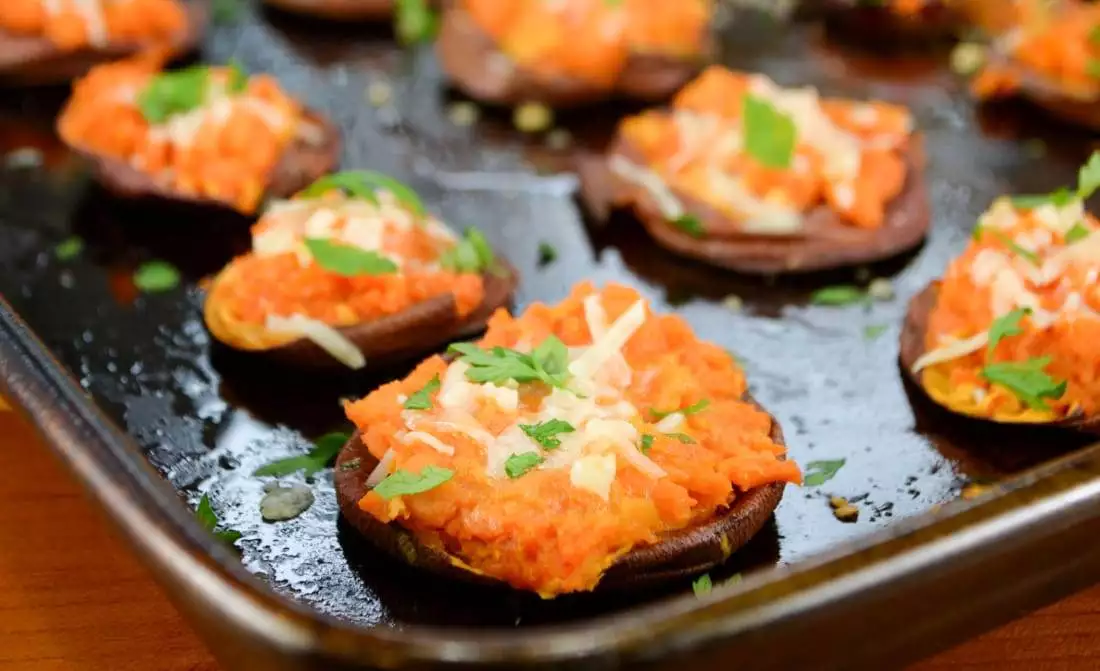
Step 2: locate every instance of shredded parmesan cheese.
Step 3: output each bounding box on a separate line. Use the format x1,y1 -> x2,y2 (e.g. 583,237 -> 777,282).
265,313 -> 366,369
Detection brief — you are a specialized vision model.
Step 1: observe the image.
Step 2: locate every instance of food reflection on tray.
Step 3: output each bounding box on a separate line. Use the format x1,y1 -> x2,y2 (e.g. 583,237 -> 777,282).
2,0 -> 1100,613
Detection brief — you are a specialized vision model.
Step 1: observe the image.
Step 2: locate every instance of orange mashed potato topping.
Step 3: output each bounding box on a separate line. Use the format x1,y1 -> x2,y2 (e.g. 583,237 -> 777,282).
916,186 -> 1100,423
614,66 -> 915,232
461,0 -> 711,88
972,0 -> 1100,101
0,0 -> 186,50
206,178 -> 487,343
346,282 -> 800,596
57,57 -> 310,214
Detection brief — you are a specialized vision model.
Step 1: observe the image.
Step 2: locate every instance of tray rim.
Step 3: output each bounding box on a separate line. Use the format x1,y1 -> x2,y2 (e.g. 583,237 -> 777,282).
6,294 -> 1100,669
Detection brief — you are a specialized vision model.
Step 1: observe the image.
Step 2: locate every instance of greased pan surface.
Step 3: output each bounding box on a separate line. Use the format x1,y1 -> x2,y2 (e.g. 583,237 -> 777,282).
0,5 -> 1097,643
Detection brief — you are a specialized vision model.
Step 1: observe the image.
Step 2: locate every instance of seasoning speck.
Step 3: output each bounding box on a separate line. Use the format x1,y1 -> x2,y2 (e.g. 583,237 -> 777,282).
545,128 -> 572,150
950,42 -> 986,77
260,483 -> 315,522
514,102 -> 553,134
867,278 -> 894,302
828,495 -> 848,509
722,294 -> 743,312
447,101 -> 480,127
366,80 -> 393,108
340,458 -> 362,472
961,482 -> 991,500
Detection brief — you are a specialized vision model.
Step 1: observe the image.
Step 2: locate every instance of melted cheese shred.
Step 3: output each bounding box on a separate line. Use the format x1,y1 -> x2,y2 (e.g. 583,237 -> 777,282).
0,0 -> 188,51
615,65 -> 915,235
918,196 -> 1100,421
57,57 -> 307,214
345,282 -> 801,597
203,187 -> 487,367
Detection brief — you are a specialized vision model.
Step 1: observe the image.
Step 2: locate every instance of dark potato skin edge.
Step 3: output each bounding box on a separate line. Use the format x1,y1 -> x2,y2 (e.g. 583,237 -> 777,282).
262,0 -> 394,21
899,282 -> 1098,434
979,54 -> 1100,132
254,261 -> 518,371
333,393 -> 787,594
435,3 -> 705,107
818,0 -> 961,46
0,0 -> 207,85
63,110 -> 341,213
577,136 -> 931,274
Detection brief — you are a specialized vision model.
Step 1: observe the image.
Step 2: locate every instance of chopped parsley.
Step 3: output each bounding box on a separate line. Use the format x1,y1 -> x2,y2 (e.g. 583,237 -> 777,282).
504,452 -> 544,479
449,335 -> 570,389
196,494 -> 241,545
403,375 -> 441,411
519,419 -> 575,450
300,171 -> 425,214
980,357 -> 1067,410
802,459 -> 846,487
137,66 -> 210,124
303,238 -> 398,276
395,0 -> 439,45
692,573 -> 713,597
133,260 -> 181,293
810,285 -> 866,306
537,241 -> 557,267
985,308 -> 1029,363
639,434 -> 655,455
742,95 -> 796,169
650,399 -> 710,421
440,228 -> 497,274
1009,151 -> 1100,209
670,214 -> 705,238
1066,222 -> 1091,244
989,230 -> 1041,265
863,324 -> 888,341
54,236 -> 83,261
253,431 -> 349,478
373,465 -> 454,499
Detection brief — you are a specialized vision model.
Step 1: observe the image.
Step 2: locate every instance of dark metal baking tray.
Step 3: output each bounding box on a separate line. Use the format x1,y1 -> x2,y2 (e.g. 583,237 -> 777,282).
4,5 -> 1100,670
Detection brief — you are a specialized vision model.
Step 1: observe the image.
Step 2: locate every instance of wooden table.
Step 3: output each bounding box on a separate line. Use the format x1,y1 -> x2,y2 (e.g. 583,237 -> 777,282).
1,408 -> 1097,671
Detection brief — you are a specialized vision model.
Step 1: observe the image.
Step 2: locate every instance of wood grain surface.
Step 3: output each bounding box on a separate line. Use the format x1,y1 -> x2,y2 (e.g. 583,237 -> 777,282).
1,406 -> 1097,671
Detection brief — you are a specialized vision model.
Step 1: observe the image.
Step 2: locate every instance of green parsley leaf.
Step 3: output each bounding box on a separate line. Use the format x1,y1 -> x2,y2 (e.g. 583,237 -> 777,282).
537,241 -> 557,267
802,459 -> 846,487
226,59 -> 248,93
810,285 -> 865,306
54,236 -> 83,261
196,494 -> 241,545
395,0 -> 439,45
137,66 -> 210,124
441,228 -> 497,274
373,465 -> 454,499
742,95 -> 796,169
990,230 -> 1041,265
133,260 -> 180,293
639,434 -> 655,455
692,573 -> 713,597
448,337 -> 571,389
519,419 -> 575,450
1078,151 -> 1100,200
1066,222 -> 1091,244
403,375 -> 441,411
300,171 -> 425,215
253,431 -> 350,478
663,432 -> 696,444
972,224 -> 984,242
671,214 -> 705,238
863,324 -> 888,341
1090,25 -> 1100,44
303,238 -> 398,276
504,452 -> 545,479
980,356 -> 1067,410
985,308 -> 1029,363
1010,188 -> 1075,210
1088,59 -> 1100,79
650,399 -> 710,421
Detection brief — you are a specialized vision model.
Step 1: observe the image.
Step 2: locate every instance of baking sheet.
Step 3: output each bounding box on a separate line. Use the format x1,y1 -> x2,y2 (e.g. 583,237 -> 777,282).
0,5 -> 1094,630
